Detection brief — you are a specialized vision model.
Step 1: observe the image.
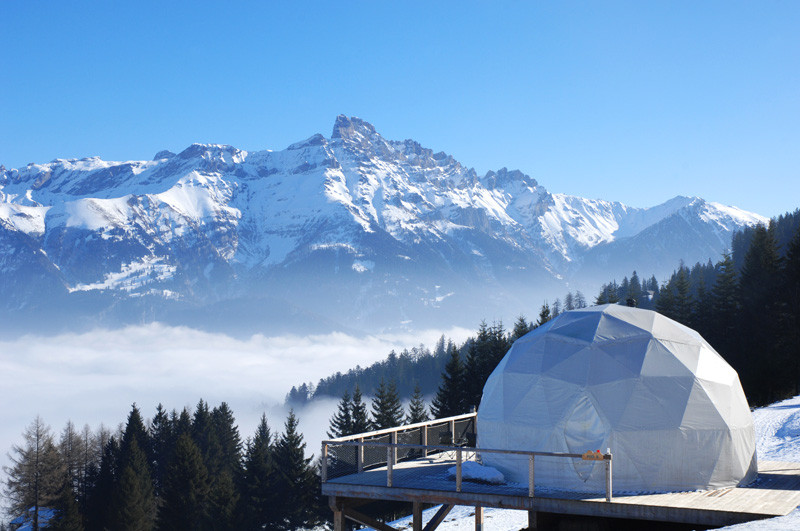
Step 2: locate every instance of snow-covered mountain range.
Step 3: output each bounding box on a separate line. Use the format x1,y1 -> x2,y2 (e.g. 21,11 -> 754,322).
0,116 -> 766,335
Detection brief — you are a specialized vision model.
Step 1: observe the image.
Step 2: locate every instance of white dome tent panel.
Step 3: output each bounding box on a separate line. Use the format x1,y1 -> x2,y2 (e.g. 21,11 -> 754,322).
476,305 -> 757,493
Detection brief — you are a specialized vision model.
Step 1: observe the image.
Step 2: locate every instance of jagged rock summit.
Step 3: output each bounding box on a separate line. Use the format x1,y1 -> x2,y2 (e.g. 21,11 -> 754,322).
0,116 -> 766,336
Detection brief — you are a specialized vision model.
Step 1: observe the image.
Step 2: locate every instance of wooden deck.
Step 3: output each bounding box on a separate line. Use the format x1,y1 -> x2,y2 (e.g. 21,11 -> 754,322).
323,458 -> 800,528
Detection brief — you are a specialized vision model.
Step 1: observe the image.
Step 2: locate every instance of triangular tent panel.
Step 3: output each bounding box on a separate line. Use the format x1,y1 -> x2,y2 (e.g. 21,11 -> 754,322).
477,305 -> 757,493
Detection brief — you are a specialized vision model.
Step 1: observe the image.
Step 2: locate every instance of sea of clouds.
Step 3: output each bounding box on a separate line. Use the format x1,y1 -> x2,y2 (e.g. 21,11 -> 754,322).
0,323 -> 471,486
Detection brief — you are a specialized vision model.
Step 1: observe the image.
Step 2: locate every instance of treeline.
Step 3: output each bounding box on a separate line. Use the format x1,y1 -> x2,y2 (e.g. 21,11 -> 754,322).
288,290 -> 589,408
327,293 -> 592,436
3,402 -> 321,530
595,209 -> 800,406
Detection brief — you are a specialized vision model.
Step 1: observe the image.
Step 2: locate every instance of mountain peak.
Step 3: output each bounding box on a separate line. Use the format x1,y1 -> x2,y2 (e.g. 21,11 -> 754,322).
331,115 -> 377,140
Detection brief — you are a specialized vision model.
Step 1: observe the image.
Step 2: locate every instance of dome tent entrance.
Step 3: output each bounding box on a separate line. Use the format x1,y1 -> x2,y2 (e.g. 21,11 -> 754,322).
476,305 -> 757,493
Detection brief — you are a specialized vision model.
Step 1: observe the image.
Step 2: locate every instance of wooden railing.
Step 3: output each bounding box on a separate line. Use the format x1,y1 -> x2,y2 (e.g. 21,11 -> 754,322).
321,413 -> 613,502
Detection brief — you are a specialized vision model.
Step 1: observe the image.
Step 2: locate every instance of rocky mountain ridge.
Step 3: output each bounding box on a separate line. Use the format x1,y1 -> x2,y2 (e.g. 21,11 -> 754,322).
0,116 -> 766,335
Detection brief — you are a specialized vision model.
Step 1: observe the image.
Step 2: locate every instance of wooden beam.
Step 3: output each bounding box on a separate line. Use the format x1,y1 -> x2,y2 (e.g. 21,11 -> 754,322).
527,510 -> 537,530
475,506 -> 484,531
413,501 -> 423,531
423,504 -> 454,531
342,507 -> 399,531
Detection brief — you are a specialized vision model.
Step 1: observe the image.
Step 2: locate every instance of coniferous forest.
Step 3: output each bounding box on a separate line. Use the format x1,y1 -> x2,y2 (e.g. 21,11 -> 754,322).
3,402 -> 323,531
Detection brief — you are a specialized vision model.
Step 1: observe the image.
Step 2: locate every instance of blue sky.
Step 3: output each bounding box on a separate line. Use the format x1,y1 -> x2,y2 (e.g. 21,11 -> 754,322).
1,1 -> 798,218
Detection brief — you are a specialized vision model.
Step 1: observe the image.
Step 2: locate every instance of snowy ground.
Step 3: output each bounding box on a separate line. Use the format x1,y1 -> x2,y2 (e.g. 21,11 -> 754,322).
375,395 -> 800,530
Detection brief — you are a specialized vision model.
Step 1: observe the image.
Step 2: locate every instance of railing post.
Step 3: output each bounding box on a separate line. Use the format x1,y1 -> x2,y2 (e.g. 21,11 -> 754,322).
449,419 -> 456,444
528,454 -> 535,497
456,448 -> 462,492
321,443 -> 328,483
357,437 -> 364,473
605,452 -> 612,502
391,431 -> 397,465
387,446 -> 393,487
422,424 -> 428,458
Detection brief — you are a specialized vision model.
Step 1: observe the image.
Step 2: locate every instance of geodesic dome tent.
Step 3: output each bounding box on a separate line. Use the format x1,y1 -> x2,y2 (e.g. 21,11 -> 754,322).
477,305 -> 757,493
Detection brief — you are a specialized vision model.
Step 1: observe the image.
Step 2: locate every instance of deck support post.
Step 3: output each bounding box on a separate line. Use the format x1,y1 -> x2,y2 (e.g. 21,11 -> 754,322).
321,443 -> 328,483
527,510 -> 537,530
474,506 -> 483,531
528,455 -> 535,497
422,504 -> 453,531
412,501 -> 423,531
357,437 -> 364,473
387,446 -> 393,487
456,449 -> 463,492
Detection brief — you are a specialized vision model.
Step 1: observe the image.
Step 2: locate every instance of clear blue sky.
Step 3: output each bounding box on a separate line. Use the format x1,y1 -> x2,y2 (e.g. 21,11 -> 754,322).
2,1 -> 798,218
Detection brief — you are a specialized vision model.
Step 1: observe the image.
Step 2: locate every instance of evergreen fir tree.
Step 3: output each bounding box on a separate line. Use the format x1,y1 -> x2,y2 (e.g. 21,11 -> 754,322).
673,266 -> 693,325
710,253 -> 740,357
511,315 -> 531,340
739,223 -> 785,402
350,385 -> 371,434
84,437 -> 119,530
209,402 -> 242,479
431,344 -> 468,418
552,298 -> 561,317
50,477 -> 84,531
149,404 -> 171,497
537,302 -> 552,326
156,433 -> 210,531
240,414 -> 278,530
207,469 -> 238,531
629,271 -> 643,307
327,390 -> 353,438
574,291 -> 587,308
371,379 -> 404,430
564,292 -> 575,311
783,226 -> 800,394
406,383 -> 430,424
656,279 -> 676,319
109,437 -> 155,531
272,411 -> 319,531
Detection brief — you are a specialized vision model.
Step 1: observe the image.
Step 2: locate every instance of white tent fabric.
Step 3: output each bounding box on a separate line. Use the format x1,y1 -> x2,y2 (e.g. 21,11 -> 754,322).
477,305 -> 757,493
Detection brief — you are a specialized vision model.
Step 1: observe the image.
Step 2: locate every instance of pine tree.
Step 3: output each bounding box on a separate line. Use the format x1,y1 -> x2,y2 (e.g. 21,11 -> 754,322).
537,302 -> 552,326
149,404 -> 172,497
327,390 -> 353,438
574,291 -> 587,308
371,379 -> 404,430
240,414 -> 278,530
109,437 -> 155,531
350,385 -> 371,434
3,416 -> 64,529
656,279 -> 676,319
156,434 -> 210,531
629,271 -> 643,307
564,292 -> 575,311
673,266 -> 693,325
272,411 -> 319,531
49,477 -> 84,531
511,315 -> 531,340
84,437 -> 119,530
406,383 -> 430,424
739,223 -> 785,402
552,298 -> 561,317
783,225 -> 800,394
710,253 -> 740,358
431,344 -> 467,418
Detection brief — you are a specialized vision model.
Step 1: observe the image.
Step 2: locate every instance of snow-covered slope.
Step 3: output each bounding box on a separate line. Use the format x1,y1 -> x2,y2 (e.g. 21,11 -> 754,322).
0,116 -> 767,335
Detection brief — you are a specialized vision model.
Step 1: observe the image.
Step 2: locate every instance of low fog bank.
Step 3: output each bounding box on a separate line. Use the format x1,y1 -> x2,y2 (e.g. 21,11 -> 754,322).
0,323 -> 471,485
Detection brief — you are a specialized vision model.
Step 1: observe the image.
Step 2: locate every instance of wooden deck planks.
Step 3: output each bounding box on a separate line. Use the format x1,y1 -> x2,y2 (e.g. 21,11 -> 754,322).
323,459 -> 800,527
